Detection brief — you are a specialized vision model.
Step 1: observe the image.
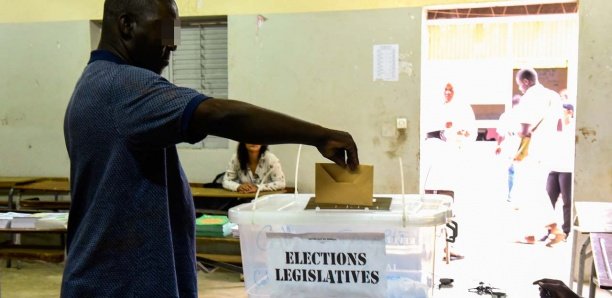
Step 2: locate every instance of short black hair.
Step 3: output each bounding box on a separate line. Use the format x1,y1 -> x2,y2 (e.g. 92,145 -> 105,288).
516,68 -> 538,84
101,0 -> 173,31
102,0 -> 151,21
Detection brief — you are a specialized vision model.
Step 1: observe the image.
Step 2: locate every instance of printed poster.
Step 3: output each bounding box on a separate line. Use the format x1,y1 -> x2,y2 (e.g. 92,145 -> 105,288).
266,232 -> 387,298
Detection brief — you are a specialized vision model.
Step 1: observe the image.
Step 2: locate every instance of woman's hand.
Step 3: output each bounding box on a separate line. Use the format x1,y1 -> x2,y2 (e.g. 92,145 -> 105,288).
237,183 -> 257,193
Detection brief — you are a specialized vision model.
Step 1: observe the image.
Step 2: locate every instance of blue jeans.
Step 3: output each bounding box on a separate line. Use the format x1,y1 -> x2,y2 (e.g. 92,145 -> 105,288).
507,164 -> 515,201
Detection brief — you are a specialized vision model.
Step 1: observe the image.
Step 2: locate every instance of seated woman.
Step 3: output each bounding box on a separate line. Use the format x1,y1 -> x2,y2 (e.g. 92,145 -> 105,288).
222,143 -> 286,193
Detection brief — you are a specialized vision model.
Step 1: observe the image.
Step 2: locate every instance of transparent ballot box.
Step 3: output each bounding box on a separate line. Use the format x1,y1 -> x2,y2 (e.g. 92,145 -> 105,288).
228,194 -> 452,298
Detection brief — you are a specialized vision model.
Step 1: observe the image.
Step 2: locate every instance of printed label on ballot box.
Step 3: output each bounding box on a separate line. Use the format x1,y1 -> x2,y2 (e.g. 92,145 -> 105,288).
266,232 -> 387,298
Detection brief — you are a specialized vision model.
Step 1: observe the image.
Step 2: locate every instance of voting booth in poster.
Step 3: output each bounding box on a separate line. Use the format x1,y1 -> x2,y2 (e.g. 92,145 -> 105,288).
228,193 -> 452,298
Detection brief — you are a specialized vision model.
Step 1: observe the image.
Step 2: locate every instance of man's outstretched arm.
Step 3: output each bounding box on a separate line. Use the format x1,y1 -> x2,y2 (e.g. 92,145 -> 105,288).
189,98 -> 359,170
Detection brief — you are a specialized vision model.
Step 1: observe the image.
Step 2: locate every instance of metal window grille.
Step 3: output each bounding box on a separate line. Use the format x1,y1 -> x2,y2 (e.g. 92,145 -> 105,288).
170,24 -> 229,149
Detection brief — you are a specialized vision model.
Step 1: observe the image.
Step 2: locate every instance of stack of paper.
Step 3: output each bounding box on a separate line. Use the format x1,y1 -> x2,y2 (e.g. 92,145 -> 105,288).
31,212 -> 69,229
0,212 -> 69,229
11,217 -> 38,229
195,214 -> 234,237
0,218 -> 10,228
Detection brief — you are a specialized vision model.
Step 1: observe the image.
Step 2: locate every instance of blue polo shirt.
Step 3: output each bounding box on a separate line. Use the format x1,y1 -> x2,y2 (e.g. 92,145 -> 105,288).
62,50 -> 209,297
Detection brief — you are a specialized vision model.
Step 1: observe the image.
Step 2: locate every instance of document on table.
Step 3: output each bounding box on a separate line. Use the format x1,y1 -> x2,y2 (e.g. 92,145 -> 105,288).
11,217 -> 37,229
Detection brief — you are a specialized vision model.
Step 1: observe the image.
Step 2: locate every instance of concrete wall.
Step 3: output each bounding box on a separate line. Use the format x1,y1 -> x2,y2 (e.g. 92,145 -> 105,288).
574,0 -> 612,202
0,21 -> 92,177
227,8 -> 422,193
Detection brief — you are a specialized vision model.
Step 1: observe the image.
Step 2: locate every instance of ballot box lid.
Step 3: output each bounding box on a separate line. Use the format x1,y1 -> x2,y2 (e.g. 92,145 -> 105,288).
228,193 -> 452,227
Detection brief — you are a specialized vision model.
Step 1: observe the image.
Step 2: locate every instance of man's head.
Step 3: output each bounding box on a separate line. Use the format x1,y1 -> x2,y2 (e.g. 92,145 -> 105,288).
515,68 -> 538,95
444,83 -> 454,103
100,0 -> 180,74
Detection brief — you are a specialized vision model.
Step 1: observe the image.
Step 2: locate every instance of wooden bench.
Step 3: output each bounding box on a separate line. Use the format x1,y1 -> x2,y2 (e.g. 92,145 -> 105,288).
0,228 -> 67,267
0,245 -> 64,263
9,178 -> 70,211
19,198 -> 71,211
0,177 -> 45,210
196,235 -> 242,273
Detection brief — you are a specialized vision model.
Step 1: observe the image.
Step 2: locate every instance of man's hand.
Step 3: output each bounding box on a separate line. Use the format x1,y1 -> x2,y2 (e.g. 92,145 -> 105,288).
533,279 -> 580,298
315,130 -> 359,171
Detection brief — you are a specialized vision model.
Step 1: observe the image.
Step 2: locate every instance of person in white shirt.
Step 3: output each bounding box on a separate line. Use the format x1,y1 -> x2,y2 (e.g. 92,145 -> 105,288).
439,82 -> 477,146
495,94 -> 522,202
512,68 -> 565,246
222,143 -> 286,193
422,82 -> 476,261
423,82 -> 477,193
546,103 -> 575,237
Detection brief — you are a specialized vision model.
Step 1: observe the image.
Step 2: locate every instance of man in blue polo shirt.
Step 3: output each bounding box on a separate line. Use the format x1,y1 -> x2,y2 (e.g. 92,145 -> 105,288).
62,0 -> 359,297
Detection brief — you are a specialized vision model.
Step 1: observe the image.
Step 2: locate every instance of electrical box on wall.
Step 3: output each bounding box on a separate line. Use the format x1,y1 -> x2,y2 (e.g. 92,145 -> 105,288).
396,117 -> 408,129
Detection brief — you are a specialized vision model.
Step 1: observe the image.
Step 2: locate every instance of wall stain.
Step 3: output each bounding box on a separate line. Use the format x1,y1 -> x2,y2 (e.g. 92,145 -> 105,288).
0,113 -> 26,126
384,131 -> 407,158
578,127 -> 598,143
372,136 -> 381,146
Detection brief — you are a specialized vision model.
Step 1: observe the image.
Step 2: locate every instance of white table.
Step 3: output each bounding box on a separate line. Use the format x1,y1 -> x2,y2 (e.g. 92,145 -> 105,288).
569,202 -> 612,296
588,233 -> 612,298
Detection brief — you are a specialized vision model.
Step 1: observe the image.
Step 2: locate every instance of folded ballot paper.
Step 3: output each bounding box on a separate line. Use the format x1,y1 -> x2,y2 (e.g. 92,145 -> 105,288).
195,214 -> 235,237
314,163 -> 374,206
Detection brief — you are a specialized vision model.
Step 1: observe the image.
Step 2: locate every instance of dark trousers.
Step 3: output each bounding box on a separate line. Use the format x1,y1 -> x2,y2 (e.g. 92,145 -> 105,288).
546,171 -> 572,235
425,189 -> 455,199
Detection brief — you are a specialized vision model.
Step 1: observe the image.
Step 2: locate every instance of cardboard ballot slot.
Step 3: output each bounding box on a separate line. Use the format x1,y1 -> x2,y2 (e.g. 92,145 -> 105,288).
314,163 -> 374,206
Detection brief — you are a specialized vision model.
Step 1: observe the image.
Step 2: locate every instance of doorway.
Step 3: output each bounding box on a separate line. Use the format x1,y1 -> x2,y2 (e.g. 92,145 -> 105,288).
420,1 -> 578,205
419,0 -> 581,293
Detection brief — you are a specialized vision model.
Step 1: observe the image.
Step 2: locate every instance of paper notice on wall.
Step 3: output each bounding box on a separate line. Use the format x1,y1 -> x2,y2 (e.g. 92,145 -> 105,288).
373,44 -> 399,81
266,232 -> 387,298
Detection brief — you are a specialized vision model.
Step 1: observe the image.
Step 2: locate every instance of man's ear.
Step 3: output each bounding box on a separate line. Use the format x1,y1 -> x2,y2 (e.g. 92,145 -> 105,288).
118,14 -> 136,40
521,78 -> 531,87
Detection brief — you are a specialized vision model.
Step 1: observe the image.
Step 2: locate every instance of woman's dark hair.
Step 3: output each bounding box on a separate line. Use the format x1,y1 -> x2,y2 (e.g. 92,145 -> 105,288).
237,143 -> 269,173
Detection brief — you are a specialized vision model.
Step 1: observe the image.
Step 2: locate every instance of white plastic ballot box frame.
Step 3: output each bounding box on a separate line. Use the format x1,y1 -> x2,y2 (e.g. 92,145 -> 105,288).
228,193 -> 453,298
